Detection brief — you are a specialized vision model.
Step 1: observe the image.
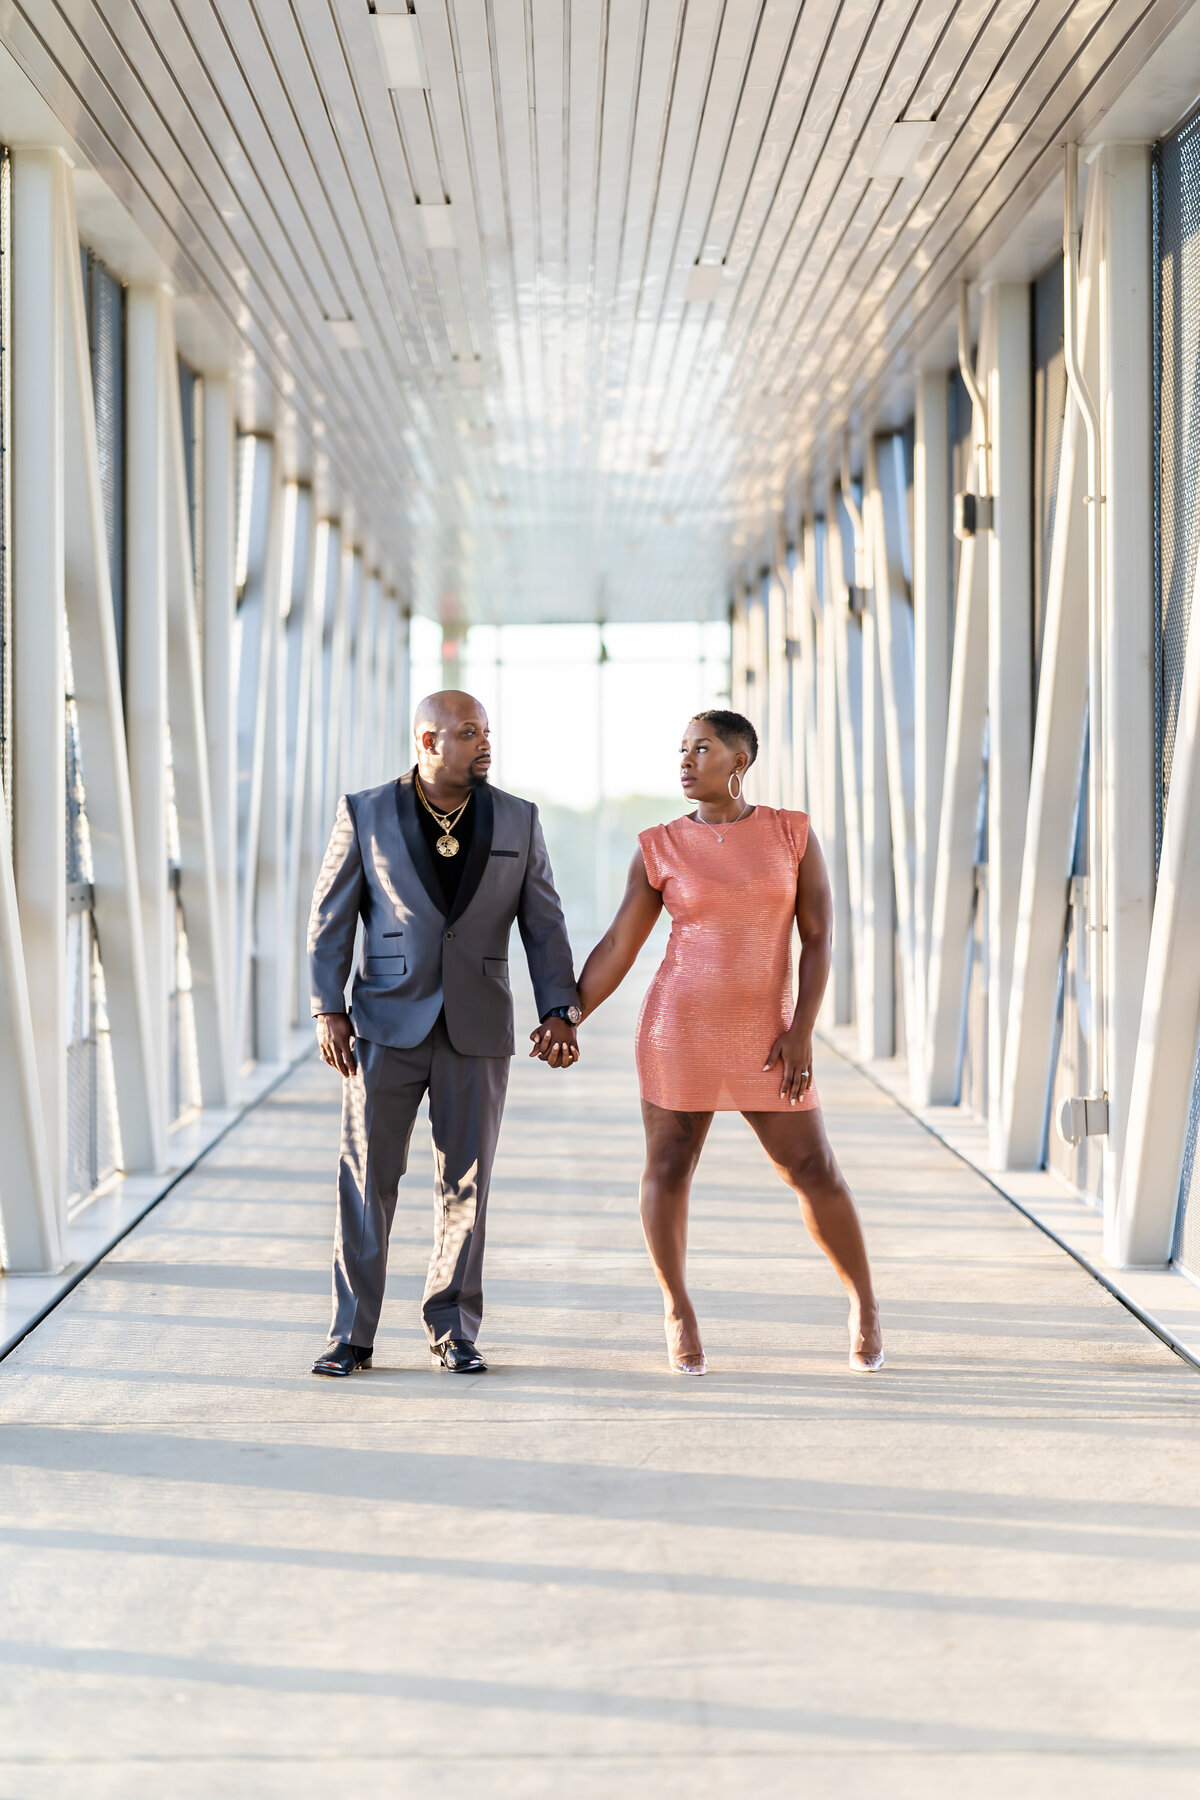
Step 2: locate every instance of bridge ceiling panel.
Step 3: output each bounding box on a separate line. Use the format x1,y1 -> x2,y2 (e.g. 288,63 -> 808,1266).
1,0 -> 1189,622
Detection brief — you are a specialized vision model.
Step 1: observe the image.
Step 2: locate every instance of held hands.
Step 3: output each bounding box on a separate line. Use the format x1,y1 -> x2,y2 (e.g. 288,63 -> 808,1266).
528,1017 -> 580,1069
765,1026 -> 813,1106
317,1012 -> 357,1079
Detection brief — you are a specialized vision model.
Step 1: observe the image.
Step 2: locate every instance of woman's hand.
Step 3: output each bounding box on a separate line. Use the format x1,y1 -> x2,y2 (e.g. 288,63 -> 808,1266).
764,1027 -> 813,1106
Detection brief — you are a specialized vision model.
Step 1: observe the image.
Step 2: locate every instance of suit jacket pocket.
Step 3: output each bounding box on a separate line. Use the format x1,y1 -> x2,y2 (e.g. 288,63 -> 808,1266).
483,957 -> 509,981
365,954 -> 407,976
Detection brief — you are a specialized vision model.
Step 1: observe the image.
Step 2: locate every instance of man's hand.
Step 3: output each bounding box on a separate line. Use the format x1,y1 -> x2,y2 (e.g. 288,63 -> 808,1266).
317,1012 -> 357,1079
528,1017 -> 579,1069
764,1026 -> 813,1105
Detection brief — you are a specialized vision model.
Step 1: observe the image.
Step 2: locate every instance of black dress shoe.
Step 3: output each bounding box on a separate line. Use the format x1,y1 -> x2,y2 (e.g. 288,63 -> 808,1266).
430,1338 -> 487,1373
312,1341 -> 373,1377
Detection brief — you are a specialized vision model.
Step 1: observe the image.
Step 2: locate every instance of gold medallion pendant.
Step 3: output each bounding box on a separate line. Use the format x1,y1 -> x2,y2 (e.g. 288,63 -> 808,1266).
436,834 -> 459,858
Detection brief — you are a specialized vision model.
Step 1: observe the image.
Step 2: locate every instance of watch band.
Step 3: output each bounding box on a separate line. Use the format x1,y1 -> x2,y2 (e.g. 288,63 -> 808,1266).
541,1004 -> 580,1024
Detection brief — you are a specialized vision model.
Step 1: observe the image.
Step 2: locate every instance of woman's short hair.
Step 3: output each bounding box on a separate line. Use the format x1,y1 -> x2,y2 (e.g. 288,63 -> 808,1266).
689,709 -> 759,767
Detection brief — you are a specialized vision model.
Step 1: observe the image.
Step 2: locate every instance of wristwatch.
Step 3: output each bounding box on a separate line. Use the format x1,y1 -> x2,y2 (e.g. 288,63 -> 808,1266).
541,1004 -> 582,1025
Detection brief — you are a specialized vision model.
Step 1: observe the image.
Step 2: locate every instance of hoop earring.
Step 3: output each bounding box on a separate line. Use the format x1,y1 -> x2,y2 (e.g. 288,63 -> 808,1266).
728,770 -> 743,801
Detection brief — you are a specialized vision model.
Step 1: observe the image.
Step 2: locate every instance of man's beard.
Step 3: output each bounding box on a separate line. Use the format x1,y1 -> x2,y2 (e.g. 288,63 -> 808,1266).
468,765 -> 491,788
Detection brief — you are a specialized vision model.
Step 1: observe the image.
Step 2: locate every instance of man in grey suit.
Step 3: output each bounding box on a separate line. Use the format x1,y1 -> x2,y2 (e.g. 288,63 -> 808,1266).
308,690 -> 581,1376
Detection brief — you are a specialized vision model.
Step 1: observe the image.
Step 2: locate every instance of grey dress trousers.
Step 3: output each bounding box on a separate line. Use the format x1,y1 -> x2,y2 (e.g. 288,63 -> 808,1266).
308,771 -> 579,1349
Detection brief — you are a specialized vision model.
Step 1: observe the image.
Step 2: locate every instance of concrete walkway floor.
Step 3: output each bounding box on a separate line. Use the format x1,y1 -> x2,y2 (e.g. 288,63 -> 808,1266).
2,967 -> 1200,1800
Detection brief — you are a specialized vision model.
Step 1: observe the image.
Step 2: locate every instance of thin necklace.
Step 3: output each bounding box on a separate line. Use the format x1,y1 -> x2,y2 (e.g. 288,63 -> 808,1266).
415,776 -> 472,858
691,802 -> 751,844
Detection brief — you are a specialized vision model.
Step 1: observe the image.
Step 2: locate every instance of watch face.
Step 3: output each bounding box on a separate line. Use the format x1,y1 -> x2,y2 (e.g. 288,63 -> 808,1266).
567,1004 -> 582,1025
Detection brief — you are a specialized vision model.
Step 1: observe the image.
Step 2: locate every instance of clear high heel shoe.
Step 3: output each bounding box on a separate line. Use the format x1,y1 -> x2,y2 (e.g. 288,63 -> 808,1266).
849,1348 -> 886,1373
669,1352 -> 708,1377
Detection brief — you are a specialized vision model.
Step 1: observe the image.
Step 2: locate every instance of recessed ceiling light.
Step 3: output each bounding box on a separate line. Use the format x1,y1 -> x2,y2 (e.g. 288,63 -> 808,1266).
871,120 -> 934,181
418,203 -> 456,249
327,317 -> 364,349
370,13 -> 429,90
455,358 -> 484,387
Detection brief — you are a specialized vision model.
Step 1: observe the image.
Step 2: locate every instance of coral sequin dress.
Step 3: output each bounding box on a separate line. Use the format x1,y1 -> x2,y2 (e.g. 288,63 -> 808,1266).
635,807 -> 819,1114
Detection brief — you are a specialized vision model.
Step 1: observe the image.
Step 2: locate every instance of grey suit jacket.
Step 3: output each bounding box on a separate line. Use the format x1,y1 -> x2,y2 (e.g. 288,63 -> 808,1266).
307,770 -> 579,1057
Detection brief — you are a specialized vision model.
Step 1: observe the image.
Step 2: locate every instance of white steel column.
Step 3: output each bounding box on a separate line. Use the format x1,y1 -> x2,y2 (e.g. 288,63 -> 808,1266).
731,588 -> 748,716
12,149 -> 68,1229
913,373 -> 950,1078
827,492 -> 866,1027
860,591 -> 894,1060
998,290 -> 1092,1168
1099,143 -> 1155,1248
254,481 -> 296,1064
283,489 -> 317,1028
397,605 -> 412,776
163,302 -> 231,1109
125,284 -> 172,1155
295,519 -> 333,1025
870,435 -> 918,1067
985,283 -> 1032,1158
814,518 -> 852,1024
0,789 -> 58,1270
202,377 -> 238,1075
60,176 -> 162,1173
234,437 -> 279,1067
922,525 -> 989,1107
6,147 -> 66,1266
767,543 -> 790,806
1115,536 -> 1200,1265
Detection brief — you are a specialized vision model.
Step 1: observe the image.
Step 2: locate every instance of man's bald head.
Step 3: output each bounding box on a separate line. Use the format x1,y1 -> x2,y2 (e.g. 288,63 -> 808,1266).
413,690 -> 492,793
413,690 -> 487,738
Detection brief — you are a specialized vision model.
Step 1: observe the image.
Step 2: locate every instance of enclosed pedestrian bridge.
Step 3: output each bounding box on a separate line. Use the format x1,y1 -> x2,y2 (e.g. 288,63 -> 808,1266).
2,2 -> 1200,1787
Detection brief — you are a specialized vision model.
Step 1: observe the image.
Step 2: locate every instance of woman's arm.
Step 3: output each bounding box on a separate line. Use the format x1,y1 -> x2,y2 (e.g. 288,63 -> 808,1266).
579,847 -> 663,1018
765,829 -> 834,1104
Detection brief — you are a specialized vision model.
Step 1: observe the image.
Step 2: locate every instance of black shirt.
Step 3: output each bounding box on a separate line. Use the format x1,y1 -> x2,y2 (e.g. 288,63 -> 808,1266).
415,782 -> 476,910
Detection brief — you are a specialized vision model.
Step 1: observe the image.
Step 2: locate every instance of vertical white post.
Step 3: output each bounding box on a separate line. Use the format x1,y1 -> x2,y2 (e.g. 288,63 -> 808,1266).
1114,538 -> 1200,1264
985,283 -> 1032,1159
9,147 -> 66,1264
60,178 -> 163,1171
815,519 -> 852,1024
397,605 -> 412,775
800,519 -> 823,835
860,589 -> 894,1060
253,481 -> 295,1064
913,372 -> 950,1075
161,302 -> 231,1110
869,436 -> 919,1069
234,437 -> 279,1068
731,588 -> 748,716
125,284 -> 172,1154
202,377 -> 238,1085
827,493 -> 866,1025
767,545 -> 790,806
1099,143 -> 1156,1249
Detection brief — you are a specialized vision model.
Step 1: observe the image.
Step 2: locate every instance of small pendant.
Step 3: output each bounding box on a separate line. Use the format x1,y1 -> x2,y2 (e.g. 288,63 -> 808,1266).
436,834 -> 460,858
716,834 -> 724,842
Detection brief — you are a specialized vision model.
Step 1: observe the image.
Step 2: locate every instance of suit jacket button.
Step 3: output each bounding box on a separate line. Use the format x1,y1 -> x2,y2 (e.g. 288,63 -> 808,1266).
445,930 -> 453,939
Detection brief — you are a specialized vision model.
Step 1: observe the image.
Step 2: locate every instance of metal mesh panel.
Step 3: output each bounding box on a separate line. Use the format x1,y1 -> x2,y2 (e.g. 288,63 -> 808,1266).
1033,253 -> 1067,688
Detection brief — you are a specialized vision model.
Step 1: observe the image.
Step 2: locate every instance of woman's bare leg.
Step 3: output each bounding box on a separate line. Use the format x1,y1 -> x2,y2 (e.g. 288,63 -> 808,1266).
639,1101 -> 714,1366
745,1109 -> 883,1363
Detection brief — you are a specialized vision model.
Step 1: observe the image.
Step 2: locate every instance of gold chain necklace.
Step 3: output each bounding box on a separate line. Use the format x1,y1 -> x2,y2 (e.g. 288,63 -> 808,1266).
415,777 -> 472,858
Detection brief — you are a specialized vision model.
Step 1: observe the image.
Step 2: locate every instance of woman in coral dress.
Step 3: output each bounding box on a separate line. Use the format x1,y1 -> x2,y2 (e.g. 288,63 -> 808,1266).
545,709 -> 883,1377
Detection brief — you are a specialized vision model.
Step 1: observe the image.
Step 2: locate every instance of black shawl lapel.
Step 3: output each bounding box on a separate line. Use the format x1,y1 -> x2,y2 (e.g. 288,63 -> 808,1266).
447,780 -> 494,925
395,768 -> 448,917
